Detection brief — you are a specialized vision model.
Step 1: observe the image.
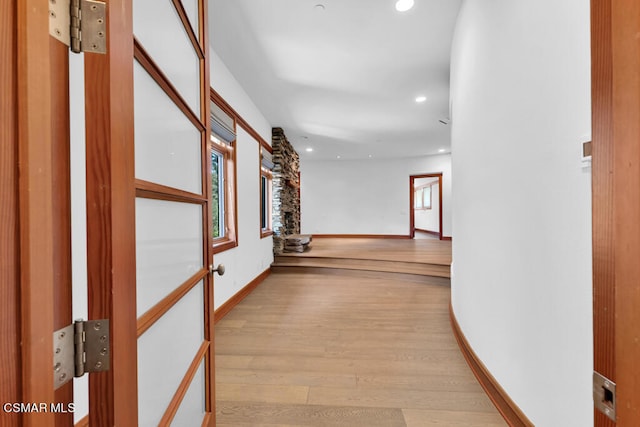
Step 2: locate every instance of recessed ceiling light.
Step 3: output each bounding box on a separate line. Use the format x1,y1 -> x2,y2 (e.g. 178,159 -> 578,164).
314,4 -> 325,11
438,148 -> 446,153
395,0 -> 414,12
415,95 -> 427,103
337,155 -> 341,159
306,147 -> 313,152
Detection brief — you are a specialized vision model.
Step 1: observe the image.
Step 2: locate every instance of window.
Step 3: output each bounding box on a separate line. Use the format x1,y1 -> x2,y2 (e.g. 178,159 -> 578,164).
260,145 -> 274,237
414,184 -> 432,210
414,188 -> 424,209
423,185 -> 432,209
210,98 -> 237,253
211,148 -> 225,238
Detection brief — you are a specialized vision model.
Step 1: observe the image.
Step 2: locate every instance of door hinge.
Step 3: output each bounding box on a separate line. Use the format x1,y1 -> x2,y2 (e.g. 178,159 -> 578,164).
53,319 -> 110,389
593,371 -> 616,421
48,0 -> 107,54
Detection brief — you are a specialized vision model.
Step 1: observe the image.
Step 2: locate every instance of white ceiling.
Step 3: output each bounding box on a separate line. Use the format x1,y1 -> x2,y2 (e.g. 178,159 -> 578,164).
209,0 -> 461,160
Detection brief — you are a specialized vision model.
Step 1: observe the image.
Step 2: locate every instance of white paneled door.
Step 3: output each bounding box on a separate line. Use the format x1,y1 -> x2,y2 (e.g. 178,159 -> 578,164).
11,0 -> 215,425
53,0 -> 215,426
131,0 -> 215,425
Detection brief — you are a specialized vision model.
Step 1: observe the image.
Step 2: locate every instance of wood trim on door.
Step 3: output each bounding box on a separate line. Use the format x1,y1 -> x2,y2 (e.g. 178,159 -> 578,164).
610,0 -> 640,419
200,0 -> 216,420
591,0 -> 615,424
592,0 -> 640,424
84,0 -> 138,424
16,1 -> 57,424
409,173 -> 443,240
1,2 -> 21,425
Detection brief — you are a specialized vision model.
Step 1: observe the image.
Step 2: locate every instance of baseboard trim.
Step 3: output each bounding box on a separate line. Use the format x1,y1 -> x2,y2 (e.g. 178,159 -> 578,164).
415,228 -> 440,236
312,234 -> 411,239
214,268 -> 271,324
449,303 -> 533,427
442,236 -> 452,241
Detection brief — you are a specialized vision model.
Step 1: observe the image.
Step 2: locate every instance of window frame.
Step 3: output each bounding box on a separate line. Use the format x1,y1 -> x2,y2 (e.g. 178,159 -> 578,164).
210,93 -> 238,254
260,143 -> 274,238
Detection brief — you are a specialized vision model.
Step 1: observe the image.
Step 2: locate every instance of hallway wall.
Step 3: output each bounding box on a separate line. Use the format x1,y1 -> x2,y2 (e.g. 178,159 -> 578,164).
300,154 -> 451,237
450,0 -> 592,425
210,50 -> 274,310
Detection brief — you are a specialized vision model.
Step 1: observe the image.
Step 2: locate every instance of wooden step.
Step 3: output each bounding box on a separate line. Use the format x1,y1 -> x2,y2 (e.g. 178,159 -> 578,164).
270,265 -> 451,285
272,256 -> 450,279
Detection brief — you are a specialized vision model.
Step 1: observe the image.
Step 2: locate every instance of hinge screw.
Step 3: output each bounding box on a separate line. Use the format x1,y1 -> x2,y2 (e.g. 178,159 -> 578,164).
59,332 -> 66,339
55,363 -> 61,372
95,362 -> 102,369
100,348 -> 107,356
59,373 -> 67,381
99,335 -> 107,343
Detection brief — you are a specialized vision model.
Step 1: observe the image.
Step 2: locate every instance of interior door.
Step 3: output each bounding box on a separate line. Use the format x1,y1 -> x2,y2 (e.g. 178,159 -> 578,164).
79,0 -> 215,424
130,0 -> 215,424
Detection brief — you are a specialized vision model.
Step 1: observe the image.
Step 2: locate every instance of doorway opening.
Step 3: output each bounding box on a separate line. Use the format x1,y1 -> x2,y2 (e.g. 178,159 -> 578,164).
409,173 -> 443,240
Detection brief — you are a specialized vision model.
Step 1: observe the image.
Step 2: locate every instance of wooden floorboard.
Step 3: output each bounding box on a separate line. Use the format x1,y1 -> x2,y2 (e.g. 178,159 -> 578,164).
216,259 -> 505,426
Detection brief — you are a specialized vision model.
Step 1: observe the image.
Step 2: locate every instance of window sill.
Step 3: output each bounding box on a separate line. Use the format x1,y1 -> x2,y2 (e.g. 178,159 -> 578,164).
260,229 -> 274,239
212,238 -> 237,254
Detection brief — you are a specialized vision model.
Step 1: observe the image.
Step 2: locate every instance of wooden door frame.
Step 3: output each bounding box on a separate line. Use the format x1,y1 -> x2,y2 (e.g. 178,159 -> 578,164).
14,2 -> 58,425
591,0 -> 640,424
2,2 -> 24,425
409,173 -> 443,240
11,1 -> 142,425
5,3 -> 77,425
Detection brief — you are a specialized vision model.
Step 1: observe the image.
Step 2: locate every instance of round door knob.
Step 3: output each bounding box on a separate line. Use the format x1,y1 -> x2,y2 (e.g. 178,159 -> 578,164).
210,263 -> 225,276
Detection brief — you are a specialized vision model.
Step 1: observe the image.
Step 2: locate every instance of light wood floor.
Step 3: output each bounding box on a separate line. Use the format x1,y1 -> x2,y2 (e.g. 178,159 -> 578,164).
215,243 -> 505,426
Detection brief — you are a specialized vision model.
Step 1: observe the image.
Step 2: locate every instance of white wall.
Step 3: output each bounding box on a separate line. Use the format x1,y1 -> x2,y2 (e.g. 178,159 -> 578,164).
211,49 -> 271,141
210,49 -> 274,310
415,181 -> 439,232
300,154 -> 451,237
450,1 -> 592,426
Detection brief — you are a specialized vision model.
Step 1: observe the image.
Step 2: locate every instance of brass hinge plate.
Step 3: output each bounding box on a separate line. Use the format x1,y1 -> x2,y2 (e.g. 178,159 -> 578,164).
593,371 -> 616,421
49,0 -> 107,54
53,319 -> 110,389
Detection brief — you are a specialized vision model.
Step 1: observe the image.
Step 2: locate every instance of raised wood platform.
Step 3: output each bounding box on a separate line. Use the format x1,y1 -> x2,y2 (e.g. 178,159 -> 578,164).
272,237 -> 452,279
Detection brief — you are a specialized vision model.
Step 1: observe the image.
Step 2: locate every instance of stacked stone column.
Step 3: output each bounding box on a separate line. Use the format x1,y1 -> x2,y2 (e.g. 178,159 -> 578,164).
272,127 -> 300,254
